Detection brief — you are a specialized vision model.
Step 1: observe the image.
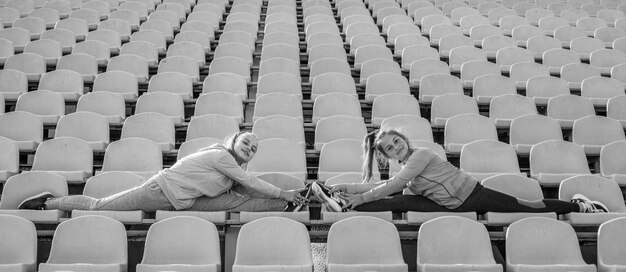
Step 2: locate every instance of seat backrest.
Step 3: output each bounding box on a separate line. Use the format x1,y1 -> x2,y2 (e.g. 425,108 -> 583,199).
101,137 -> 163,172
418,73 -> 463,102
136,91 -> 185,122
510,114 -> 563,152
418,216 -> 497,265
0,69 -> 28,100
247,138 -> 307,182
38,69 -> 83,98
75,91 -> 126,124
472,74 -> 517,104
141,216 -> 221,265
234,217 -> 312,267
0,135 -> 19,177
581,76 -> 625,105
256,72 -> 302,99
15,89 -> 65,124
380,114 -> 434,143
202,72 -> 248,100
598,218 -> 626,268
315,115 -> 367,151
0,111 -> 43,149
46,215 -> 127,267
177,137 -> 223,161
83,171 -> 145,198
253,92 -> 303,123
31,137 -> 93,173
572,115 -> 625,148
365,72 -> 410,101
186,114 -> 239,141
460,139 -> 521,177
312,93 -> 362,125
318,139 -> 368,181
506,217 -> 587,266
529,140 -> 591,177
489,94 -> 538,125
93,70 -> 138,100
0,214 -> 37,269
121,112 -> 175,148
327,216 -> 406,265
430,93 -> 479,127
252,115 -> 305,148
0,171 -> 68,209
444,113 -> 498,151
600,140 -> 626,179
371,93 -> 421,126
558,174 -> 626,212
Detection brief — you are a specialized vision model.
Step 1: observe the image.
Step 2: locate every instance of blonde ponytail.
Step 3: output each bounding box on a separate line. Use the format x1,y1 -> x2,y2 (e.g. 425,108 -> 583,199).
362,130 -> 378,183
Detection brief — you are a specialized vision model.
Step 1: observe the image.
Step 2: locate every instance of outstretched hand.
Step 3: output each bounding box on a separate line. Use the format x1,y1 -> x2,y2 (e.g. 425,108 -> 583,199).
328,184 -> 348,194
280,188 -> 309,206
338,193 -> 366,210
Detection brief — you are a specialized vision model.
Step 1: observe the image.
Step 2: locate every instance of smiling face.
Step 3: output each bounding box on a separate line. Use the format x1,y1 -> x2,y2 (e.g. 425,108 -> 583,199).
233,133 -> 258,163
378,133 -> 411,162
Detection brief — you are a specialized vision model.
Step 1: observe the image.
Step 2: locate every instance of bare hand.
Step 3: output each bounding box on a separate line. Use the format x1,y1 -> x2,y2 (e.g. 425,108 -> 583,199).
280,188 -> 309,206
338,193 -> 365,210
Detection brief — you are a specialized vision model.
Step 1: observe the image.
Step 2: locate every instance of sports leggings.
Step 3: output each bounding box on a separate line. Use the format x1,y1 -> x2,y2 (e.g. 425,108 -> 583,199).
354,183 -> 581,214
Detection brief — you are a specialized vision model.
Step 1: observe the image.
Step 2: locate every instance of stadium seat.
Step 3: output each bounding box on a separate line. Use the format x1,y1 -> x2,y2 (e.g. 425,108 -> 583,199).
318,139 -> 375,182
72,40 -> 110,67
55,17 -> 89,41
166,41 -> 205,66
312,93 -> 362,126
459,14 -> 491,35
109,9 -> 141,31
39,215 -> 127,272
509,114 -> 563,155
481,174 -> 557,225
554,25 -> 588,48
135,91 -> 185,125
0,7 -> 20,27
541,48 -> 580,76
175,30 -> 212,53
256,72 -> 302,99
460,60 -> 501,89
259,57 -> 301,80
530,140 -> 591,186
315,115 -> 367,152
186,114 -> 239,141
101,137 -> 163,179
15,89 -> 65,125
71,172 -> 147,224
468,24 -> 504,46
137,216 -> 221,272
202,72 -> 247,100
252,115 -> 305,149
55,111 -> 109,152
157,56 -> 200,83
147,71 -> 193,101
307,44 -> 348,67
326,216 -> 408,271
260,43 -> 300,64
472,74 -> 517,106
75,91 -> 125,125
176,137 -> 222,161
38,69 -> 84,101
56,53 -> 98,83
106,54 -> 149,84
216,31 -> 255,52
546,94 -> 596,129
417,216 -> 502,272
489,94 -> 538,128
448,45 -> 488,73
0,171 -> 67,223
380,114 -> 435,143
14,17 -> 46,40
577,16 -> 608,36
359,58 -> 402,85
561,62 -> 602,92
570,36 -> 606,62
23,39 -> 62,66
0,136 -> 18,183
309,58 -> 352,82
0,38 -> 14,66
418,73 -> 464,103
119,40 -> 159,67
365,72 -> 411,101
495,46 -> 535,73
246,138 -> 307,182
444,113 -> 499,154
408,59 -> 450,88
590,49 -> 626,76
400,44 -> 440,70
4,53 -> 46,82
559,174 -> 626,225
506,217 -> 596,272
0,69 -> 28,101
526,35 -> 562,60
430,93 -> 479,128
121,112 -> 175,153
481,35 -> 517,60
208,56 -> 251,83
460,139 -> 524,181
498,15 -> 530,36
28,137 -> 92,184
92,70 -> 138,102
354,44 -> 393,70
0,214 -> 37,272
597,217 -> 626,272
130,29 -> 167,54
572,115 -> 626,155
140,19 -> 174,42
607,95 -> 626,128
232,217 -> 313,272
538,16 -> 570,36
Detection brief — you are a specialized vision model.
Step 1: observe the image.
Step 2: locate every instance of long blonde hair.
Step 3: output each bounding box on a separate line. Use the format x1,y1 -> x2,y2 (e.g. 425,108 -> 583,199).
362,129 -> 412,183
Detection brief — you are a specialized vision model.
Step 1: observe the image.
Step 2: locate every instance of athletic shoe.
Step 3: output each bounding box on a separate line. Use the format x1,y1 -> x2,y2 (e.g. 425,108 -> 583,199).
311,182 -> 345,212
18,192 -> 54,210
284,183 -> 312,212
571,193 -> 609,213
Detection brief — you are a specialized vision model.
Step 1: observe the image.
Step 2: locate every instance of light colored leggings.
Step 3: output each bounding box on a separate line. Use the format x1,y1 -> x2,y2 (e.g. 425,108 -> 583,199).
45,179 -> 288,212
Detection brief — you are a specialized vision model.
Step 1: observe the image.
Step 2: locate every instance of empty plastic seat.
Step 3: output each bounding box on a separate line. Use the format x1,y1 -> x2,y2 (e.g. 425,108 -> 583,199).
307,44 -> 348,67
572,115 -> 625,155
495,46 -> 535,73
380,114 -> 434,143
252,115 -> 305,149
312,93 -> 362,126
93,70 -> 138,102
259,57 -> 301,80
147,71 -> 193,102
24,39 -> 62,66
430,93 -> 479,128
0,171 -> 68,223
401,45 -> 440,70
121,112 -> 175,152
561,62 -> 602,92
38,215 -> 127,272
186,114 -> 239,142
136,216 -> 221,272
448,45 -> 488,73
175,30 -> 212,53
0,7 -> 20,27
256,72 -> 302,99
590,49 -> 626,76
253,93 -> 303,123
309,58 -> 352,82
166,41 -> 206,66
607,95 -> 626,128
0,69 -> 28,101
135,92 -> 185,125
55,111 -> 109,152
326,216 -> 408,272
314,115 -> 367,152
578,17 -> 608,36
499,15 -> 531,36
216,31 -> 255,52
55,17 -> 89,41
489,94 -> 538,128
246,138 -> 307,182
559,175 -> 626,225
202,72 -> 248,100
597,218 -> 626,272
110,9 -> 141,30
354,44 -> 393,70
460,60 -> 501,88
56,53 -> 98,83
15,89 -> 65,125
472,74 -> 517,105
530,140 -> 591,186
177,137 -> 222,160
359,58 -> 402,85
0,135 -> 18,183
418,73 -> 463,103
506,217 -> 596,272
14,17 -> 46,40
0,214 -> 37,272
192,92 -> 244,124
5,53 -> 46,82
38,69 -> 83,102
546,94 -> 596,129
510,114 -> 563,155
542,48 -> 581,76
365,72 -> 411,101
408,59 -> 451,88
101,137 -> 163,178
72,40 -> 110,67
481,35 -> 517,60
460,139 -> 523,181
106,54 -> 149,83
444,113 -> 498,154
318,139 -> 377,182
417,216 -> 502,272
69,8 -> 100,30
139,19 -> 174,42
130,29 -> 167,54
29,137 -> 92,184
468,24 -> 504,46
0,111 -> 43,152
232,217 -> 312,272
310,72 -> 357,100
538,16 -> 570,36
208,56 -> 251,83
157,56 -> 200,83
570,36 -> 606,62
119,40 -> 159,67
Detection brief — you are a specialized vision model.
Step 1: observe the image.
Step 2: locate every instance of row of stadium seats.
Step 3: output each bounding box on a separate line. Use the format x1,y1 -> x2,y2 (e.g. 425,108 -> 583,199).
2,214 -> 626,272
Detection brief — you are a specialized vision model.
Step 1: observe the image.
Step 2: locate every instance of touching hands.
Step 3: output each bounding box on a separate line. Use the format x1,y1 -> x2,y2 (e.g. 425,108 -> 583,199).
338,193 -> 366,210
328,184 -> 348,194
280,188 -> 309,206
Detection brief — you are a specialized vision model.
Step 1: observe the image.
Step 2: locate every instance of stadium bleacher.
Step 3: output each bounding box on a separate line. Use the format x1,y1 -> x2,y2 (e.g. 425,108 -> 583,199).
0,0 -> 626,271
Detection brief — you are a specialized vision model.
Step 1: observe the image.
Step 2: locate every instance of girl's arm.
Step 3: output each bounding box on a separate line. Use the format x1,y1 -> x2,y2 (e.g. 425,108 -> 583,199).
215,153 -> 283,198
360,149 -> 432,203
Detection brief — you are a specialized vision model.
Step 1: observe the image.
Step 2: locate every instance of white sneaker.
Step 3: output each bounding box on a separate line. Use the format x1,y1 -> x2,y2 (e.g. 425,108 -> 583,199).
571,194 -> 609,213
311,182 -> 344,212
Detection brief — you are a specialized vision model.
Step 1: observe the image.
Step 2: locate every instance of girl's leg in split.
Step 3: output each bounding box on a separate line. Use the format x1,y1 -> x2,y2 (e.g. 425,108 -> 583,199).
45,179 -> 174,212
454,184 -> 580,214
354,194 -> 451,213
187,193 -> 288,212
